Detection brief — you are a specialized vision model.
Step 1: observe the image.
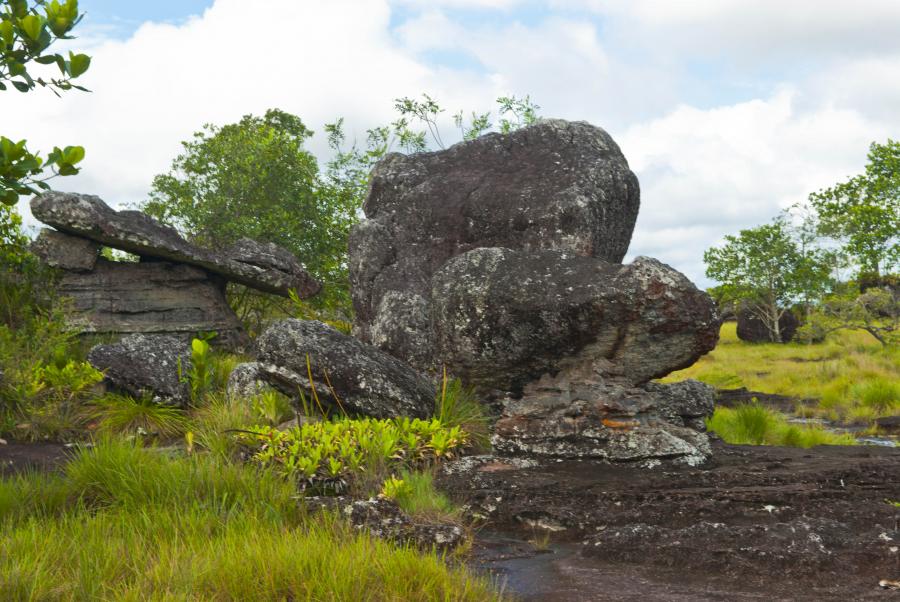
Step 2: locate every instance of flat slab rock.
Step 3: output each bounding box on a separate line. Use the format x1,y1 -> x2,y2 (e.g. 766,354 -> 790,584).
440,441 -> 900,601
350,119 -> 641,372
59,258 -> 247,349
254,319 -> 436,419
31,192 -> 320,298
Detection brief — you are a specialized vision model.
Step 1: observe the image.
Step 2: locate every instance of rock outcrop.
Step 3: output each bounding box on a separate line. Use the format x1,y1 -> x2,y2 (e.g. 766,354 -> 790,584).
255,319 -> 436,419
29,192 -> 321,347
32,192 -> 320,297
88,334 -> 192,406
345,119 -> 719,463
350,119 -> 640,371
736,307 -> 799,343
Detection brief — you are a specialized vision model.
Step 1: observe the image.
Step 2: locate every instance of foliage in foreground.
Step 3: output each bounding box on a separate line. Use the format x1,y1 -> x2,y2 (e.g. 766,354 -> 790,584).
706,403 -> 857,448
664,322 -> 899,424
0,441 -> 499,601
239,417 -> 468,494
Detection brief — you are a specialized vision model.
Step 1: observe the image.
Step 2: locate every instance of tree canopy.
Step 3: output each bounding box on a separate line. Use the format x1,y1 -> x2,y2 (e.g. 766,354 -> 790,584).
809,139 -> 900,277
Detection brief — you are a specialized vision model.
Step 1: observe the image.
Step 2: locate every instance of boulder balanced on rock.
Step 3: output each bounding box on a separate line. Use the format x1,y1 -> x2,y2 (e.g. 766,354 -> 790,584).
344,118 -> 720,464
29,192 -> 321,348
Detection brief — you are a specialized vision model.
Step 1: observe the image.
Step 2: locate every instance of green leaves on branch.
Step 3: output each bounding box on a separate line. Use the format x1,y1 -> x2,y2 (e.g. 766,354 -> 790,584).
1,0 -> 90,205
0,136 -> 85,205
0,0 -> 89,94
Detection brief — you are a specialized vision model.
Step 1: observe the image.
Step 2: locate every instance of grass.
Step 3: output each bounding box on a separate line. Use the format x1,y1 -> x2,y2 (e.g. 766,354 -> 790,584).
706,403 -> 857,447
86,393 -> 190,438
392,469 -> 462,523
664,322 -> 900,423
0,440 -> 502,601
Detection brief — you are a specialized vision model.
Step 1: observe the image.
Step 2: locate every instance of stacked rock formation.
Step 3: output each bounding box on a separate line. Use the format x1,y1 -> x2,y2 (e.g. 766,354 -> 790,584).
345,119 -> 720,463
30,192 -> 320,349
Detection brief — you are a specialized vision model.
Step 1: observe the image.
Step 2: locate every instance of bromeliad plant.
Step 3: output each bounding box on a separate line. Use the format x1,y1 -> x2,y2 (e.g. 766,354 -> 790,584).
237,417 -> 468,493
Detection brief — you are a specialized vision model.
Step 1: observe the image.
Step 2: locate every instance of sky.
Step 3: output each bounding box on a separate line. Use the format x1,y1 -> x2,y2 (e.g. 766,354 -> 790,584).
6,0 -> 900,286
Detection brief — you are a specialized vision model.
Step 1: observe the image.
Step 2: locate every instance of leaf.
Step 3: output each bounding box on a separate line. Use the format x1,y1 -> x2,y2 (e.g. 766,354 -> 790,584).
35,55 -> 58,65
62,145 -> 85,164
1,189 -> 19,206
68,52 -> 90,78
19,14 -> 44,41
11,80 -> 30,92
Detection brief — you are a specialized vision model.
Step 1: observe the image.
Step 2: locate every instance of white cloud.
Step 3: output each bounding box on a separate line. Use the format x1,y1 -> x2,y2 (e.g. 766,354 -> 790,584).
6,0 -> 899,288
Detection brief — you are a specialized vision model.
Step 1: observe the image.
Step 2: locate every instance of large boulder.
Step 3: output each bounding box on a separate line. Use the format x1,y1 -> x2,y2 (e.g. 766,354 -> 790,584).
59,258 -> 247,349
736,308 -> 799,343
254,319 -> 435,419
350,119 -> 640,371
31,192 -> 320,298
88,334 -> 192,406
431,249 -> 720,395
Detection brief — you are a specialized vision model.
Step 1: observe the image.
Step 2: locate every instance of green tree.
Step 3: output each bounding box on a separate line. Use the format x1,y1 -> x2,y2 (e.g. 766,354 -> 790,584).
805,288 -> 898,347
143,109 -> 359,322
1,0 -> 90,205
809,139 -> 900,278
704,215 -> 833,342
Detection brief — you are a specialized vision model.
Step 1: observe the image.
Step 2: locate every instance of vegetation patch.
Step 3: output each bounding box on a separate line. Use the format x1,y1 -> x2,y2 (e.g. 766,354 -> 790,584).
707,403 -> 857,447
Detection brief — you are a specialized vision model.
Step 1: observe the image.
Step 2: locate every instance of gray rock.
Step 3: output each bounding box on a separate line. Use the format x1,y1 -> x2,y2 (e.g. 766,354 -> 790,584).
491,361 -> 712,465
31,192 -> 320,298
58,258 -> 247,349
226,362 -> 273,400
30,228 -> 99,272
431,249 -> 719,395
255,319 -> 435,419
736,307 -> 799,343
643,379 -> 715,431
87,334 -> 191,406
350,119 -> 640,371
306,496 -> 464,552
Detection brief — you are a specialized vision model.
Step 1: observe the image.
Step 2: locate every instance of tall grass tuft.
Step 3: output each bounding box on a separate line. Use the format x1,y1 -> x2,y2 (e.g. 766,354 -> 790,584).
707,403 -> 857,448
436,370 -> 491,450
86,393 -> 189,438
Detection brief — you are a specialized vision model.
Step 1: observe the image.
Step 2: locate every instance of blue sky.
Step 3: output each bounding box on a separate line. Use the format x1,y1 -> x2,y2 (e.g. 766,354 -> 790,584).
10,0 -> 900,285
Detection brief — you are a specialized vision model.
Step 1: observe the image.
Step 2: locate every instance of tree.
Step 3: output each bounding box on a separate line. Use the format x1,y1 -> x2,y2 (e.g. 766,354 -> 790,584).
805,288 -> 898,347
809,139 -> 900,278
143,109 -> 359,321
704,215 -> 833,342
1,0 -> 90,205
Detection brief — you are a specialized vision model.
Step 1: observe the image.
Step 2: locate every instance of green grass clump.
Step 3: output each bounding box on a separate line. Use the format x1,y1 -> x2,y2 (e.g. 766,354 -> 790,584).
390,469 -> 461,523
436,373 -> 491,450
0,440 -> 499,601
707,403 -> 857,448
664,323 -> 900,423
86,393 -> 189,438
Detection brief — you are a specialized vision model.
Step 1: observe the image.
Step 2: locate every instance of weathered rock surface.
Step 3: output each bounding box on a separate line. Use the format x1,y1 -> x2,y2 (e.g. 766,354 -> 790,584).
31,192 -> 320,298
59,258 -> 247,348
442,442 -> 900,600
87,334 -> 191,406
255,319 -> 435,419
432,249 -> 719,395
350,119 -> 640,371
226,362 -> 273,400
491,361 -> 714,463
30,228 -> 99,272
306,495 -> 464,552
736,307 -> 799,343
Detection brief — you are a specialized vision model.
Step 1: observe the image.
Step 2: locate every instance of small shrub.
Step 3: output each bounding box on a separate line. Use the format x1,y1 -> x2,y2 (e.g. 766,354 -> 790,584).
854,378 -> 899,415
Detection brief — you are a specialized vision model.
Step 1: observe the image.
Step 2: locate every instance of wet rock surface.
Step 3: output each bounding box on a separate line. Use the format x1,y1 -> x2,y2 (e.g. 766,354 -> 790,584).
444,440 -> 900,601
88,334 -> 192,406
255,319 -> 435,419
31,192 -> 320,298
350,119 -> 641,372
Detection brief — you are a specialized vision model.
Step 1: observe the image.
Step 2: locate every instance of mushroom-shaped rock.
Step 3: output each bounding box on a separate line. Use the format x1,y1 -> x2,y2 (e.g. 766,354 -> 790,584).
350,119 -> 640,372
31,192 -> 320,298
255,319 -> 436,419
